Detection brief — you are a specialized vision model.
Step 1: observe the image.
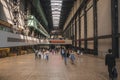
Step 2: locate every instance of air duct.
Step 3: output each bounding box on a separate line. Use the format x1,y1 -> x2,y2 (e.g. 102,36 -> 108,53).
32,0 -> 48,28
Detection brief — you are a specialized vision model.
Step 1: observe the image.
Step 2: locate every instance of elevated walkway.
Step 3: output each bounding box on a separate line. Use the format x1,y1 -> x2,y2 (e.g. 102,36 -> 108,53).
0,53 -> 119,80
0,30 -> 72,47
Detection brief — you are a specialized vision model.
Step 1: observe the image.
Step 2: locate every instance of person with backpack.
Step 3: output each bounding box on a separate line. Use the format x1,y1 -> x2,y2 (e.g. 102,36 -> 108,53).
105,49 -> 117,80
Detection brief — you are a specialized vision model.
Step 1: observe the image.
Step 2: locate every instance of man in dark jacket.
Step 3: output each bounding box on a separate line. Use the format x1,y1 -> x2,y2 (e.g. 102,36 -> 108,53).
105,49 -> 116,80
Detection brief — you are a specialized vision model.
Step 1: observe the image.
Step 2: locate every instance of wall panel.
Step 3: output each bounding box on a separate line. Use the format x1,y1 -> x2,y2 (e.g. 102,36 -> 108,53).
81,41 -> 84,48
76,17 -> 79,47
98,39 -> 112,57
73,21 -> 75,35
77,41 -> 79,47
97,0 -> 111,36
81,16 -> 84,39
77,17 -> 79,40
87,41 -> 94,49
87,7 -> 93,38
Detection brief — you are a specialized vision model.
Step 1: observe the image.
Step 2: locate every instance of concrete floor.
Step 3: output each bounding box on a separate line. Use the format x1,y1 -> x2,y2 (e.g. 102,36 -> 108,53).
0,53 -> 119,80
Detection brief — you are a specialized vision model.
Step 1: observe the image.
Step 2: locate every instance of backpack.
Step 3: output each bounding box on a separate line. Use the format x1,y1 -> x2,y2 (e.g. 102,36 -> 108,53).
112,67 -> 118,78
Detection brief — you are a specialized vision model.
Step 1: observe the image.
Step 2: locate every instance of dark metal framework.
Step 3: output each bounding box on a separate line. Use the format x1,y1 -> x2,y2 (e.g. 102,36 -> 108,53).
111,0 -> 119,58
93,0 -> 98,55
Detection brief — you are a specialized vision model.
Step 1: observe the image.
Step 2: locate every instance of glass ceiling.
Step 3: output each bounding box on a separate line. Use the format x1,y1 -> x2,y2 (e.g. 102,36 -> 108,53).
51,0 -> 63,27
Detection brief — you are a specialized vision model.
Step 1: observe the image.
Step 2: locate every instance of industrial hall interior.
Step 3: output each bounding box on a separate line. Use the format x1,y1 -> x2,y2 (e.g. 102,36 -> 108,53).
0,0 -> 120,80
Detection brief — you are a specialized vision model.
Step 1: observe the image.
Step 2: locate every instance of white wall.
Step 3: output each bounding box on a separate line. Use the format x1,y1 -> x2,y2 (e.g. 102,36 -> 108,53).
87,7 -> 93,38
97,0 -> 111,36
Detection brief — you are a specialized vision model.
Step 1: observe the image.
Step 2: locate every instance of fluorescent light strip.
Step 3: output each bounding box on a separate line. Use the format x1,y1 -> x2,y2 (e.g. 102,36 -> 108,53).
52,8 -> 61,11
51,1 -> 62,3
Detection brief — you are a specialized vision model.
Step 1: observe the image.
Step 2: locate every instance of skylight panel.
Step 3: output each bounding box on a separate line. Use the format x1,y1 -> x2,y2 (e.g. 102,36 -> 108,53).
51,0 -> 63,27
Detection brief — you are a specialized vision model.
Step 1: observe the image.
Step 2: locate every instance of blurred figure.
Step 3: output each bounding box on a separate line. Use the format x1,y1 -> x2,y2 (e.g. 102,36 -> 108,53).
63,49 -> 67,65
70,50 -> 75,64
77,49 -> 80,55
35,49 -> 38,59
66,49 -> 70,58
61,48 -> 65,59
45,50 -> 49,61
38,50 -> 42,59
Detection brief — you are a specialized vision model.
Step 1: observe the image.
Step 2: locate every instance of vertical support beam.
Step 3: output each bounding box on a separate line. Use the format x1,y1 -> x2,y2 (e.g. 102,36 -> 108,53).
84,6 -> 87,51
111,0 -> 119,58
93,0 -> 98,55
78,12 -> 81,48
75,17 -> 77,47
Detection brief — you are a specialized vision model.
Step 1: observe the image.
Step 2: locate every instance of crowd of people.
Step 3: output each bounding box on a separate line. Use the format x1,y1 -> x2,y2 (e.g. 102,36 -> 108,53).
33,47 -> 83,64
34,48 -> 50,61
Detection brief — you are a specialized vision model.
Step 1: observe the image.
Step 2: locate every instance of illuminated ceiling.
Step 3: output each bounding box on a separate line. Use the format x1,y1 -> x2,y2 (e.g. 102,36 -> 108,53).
39,0 -> 75,32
